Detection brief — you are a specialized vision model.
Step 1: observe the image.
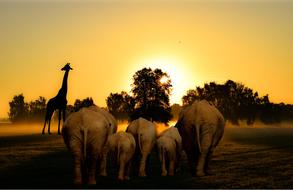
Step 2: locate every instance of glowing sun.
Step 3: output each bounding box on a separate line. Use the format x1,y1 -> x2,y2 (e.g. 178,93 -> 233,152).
139,56 -> 192,105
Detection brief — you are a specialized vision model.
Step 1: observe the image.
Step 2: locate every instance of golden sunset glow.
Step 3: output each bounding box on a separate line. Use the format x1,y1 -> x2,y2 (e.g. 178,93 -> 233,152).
160,75 -> 169,84
0,1 -> 293,118
137,56 -> 195,104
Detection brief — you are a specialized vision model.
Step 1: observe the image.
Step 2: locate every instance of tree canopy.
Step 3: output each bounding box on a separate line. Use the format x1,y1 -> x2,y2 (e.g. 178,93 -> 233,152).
130,67 -> 173,123
106,91 -> 135,121
182,80 -> 293,125
8,94 -> 46,122
73,97 -> 94,112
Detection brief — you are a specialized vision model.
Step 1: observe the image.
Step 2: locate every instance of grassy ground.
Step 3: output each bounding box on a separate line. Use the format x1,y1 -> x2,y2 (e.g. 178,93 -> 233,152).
0,124 -> 292,188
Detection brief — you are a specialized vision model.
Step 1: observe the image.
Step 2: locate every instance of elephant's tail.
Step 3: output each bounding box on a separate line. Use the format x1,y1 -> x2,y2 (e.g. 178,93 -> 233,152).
194,125 -> 201,153
138,133 -> 143,153
80,127 -> 88,160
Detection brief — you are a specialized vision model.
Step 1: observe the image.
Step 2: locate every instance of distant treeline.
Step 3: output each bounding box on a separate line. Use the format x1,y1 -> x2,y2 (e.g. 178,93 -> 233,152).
182,80 -> 293,125
7,95 -> 96,123
6,68 -> 293,126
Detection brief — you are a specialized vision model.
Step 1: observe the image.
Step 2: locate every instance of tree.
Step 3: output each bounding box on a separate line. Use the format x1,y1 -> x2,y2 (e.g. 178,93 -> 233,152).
181,80 -> 265,125
8,94 -> 29,122
73,97 -> 94,112
106,91 -> 135,120
131,67 -> 173,123
28,96 -> 46,121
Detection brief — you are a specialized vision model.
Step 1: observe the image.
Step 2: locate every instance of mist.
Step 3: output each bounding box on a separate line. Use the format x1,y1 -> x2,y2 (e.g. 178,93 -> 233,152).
1,120 -> 292,138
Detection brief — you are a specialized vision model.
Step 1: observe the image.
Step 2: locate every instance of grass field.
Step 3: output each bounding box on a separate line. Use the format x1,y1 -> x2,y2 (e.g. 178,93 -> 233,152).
0,123 -> 292,188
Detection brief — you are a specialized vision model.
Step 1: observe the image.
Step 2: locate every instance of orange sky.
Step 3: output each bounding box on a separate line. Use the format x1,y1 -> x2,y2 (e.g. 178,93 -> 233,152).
0,1 -> 293,118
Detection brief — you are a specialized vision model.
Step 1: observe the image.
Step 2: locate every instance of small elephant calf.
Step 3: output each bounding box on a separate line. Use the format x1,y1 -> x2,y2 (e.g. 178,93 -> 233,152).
100,131 -> 136,181
157,127 -> 182,176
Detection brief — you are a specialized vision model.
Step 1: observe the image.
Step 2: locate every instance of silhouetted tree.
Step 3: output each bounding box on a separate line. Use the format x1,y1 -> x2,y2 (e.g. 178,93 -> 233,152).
73,97 -> 94,112
8,94 -> 29,122
28,96 -> 46,121
131,67 -> 172,123
258,95 -> 282,124
106,91 -> 135,120
181,80 -> 280,125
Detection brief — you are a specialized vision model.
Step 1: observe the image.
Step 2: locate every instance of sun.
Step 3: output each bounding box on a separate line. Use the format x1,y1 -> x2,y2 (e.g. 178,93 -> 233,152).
139,56 -> 193,105
160,75 -> 169,84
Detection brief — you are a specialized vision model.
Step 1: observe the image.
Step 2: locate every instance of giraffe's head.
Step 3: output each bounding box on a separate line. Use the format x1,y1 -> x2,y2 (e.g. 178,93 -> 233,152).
61,63 -> 73,71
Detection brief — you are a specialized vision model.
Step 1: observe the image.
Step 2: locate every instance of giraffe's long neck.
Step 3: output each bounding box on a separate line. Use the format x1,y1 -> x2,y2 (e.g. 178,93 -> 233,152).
59,70 -> 69,96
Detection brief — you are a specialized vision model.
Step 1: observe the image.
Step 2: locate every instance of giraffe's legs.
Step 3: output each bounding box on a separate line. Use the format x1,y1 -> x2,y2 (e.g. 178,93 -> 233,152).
48,118 -> 52,135
42,120 -> 46,135
43,109 -> 52,135
58,109 -> 66,135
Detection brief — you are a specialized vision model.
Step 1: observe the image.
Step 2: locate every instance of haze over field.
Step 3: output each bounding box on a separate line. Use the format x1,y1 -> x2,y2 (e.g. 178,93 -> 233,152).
0,1 -> 293,118
1,120 -> 293,138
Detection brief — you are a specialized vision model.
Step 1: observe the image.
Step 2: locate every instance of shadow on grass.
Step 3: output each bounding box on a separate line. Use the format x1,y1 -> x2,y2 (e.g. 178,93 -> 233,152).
0,134 -> 61,148
0,150 -> 73,188
0,147 -> 215,189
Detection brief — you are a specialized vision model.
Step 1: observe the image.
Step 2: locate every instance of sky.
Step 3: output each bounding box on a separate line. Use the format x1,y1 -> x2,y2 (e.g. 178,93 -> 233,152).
0,0 -> 293,118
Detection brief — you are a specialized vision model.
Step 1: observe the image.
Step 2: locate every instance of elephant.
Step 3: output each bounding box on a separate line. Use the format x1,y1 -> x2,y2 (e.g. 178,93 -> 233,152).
87,105 -> 118,134
157,127 -> 182,176
100,131 -> 136,181
61,105 -> 117,185
126,117 -> 157,177
174,99 -> 225,177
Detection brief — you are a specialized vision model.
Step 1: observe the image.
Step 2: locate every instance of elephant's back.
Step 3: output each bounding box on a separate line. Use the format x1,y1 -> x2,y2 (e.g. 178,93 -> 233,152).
190,100 -> 224,126
88,105 -> 118,133
119,132 -> 136,152
62,111 -> 84,133
81,108 -> 109,135
159,127 -> 181,143
126,132 -> 136,149
126,119 -> 139,135
157,136 -> 176,150
138,118 -> 156,139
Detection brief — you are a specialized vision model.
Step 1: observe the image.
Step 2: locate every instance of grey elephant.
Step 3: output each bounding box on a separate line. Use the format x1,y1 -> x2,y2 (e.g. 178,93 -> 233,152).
126,117 -> 157,177
61,105 -> 117,185
175,100 -> 225,176
100,131 -> 136,181
87,105 -> 117,134
157,127 -> 182,176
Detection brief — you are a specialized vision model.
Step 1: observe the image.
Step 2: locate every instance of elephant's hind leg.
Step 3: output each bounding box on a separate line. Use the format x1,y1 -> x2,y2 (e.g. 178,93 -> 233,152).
160,151 -> 167,176
124,161 -> 132,180
118,154 -> 128,181
168,160 -> 175,176
168,151 -> 176,176
70,142 -> 83,185
73,155 -> 83,185
138,151 -> 148,177
204,147 -> 215,175
87,155 -> 97,185
196,130 -> 213,177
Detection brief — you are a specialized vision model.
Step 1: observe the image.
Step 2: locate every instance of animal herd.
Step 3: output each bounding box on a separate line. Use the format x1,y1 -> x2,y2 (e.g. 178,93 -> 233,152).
61,99 -> 225,185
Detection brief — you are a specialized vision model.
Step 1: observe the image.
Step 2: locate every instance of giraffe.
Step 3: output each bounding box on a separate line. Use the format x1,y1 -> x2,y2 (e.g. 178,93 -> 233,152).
42,63 -> 73,135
